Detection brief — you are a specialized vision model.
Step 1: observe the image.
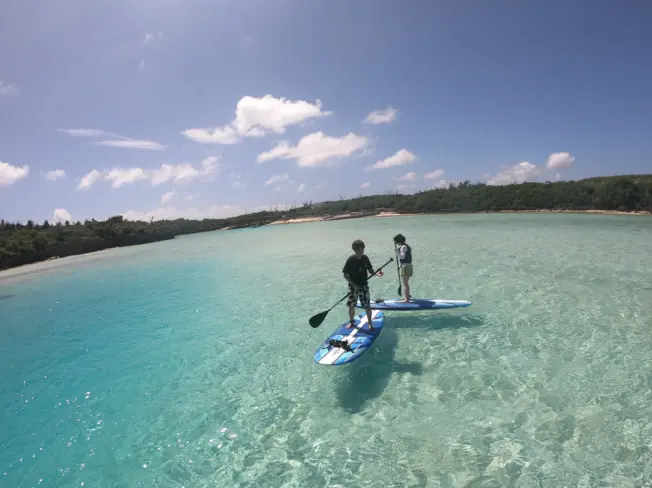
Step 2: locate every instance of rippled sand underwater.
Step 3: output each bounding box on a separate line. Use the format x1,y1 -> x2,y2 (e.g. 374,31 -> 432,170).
2,214 -> 651,487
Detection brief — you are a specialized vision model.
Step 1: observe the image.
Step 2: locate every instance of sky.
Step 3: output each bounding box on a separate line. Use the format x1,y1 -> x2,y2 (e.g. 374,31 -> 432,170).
1,0 -> 651,224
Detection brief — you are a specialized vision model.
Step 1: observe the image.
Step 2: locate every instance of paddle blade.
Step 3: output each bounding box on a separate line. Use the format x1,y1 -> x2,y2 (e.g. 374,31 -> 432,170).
309,310 -> 329,328
397,285 -> 402,296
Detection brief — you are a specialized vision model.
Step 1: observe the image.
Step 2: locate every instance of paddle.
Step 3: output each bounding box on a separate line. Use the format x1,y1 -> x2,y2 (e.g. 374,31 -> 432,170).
308,257 -> 394,328
394,242 -> 402,297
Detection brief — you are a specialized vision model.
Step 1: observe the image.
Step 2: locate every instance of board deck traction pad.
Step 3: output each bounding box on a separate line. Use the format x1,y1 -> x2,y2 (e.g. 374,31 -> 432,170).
313,310 -> 385,366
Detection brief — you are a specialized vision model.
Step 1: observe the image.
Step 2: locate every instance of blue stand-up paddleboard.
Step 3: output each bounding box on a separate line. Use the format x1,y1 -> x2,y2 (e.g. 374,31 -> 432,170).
313,310 -> 385,366
356,298 -> 472,311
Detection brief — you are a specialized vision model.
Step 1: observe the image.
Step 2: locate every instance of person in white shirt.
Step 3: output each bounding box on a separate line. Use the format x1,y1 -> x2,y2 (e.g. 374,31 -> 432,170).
393,233 -> 413,302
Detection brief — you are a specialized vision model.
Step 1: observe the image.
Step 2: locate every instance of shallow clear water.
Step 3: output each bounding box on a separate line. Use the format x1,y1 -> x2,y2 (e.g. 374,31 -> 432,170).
1,214 -> 652,487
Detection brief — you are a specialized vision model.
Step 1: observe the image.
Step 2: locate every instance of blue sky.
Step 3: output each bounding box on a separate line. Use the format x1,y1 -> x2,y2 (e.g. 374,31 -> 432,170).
1,0 -> 651,223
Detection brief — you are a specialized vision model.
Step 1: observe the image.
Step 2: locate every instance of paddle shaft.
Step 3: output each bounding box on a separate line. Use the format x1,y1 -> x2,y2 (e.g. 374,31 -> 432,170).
394,242 -> 402,296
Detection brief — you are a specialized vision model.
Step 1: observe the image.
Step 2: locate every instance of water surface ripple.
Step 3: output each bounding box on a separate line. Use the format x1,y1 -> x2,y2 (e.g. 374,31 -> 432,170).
1,214 -> 651,487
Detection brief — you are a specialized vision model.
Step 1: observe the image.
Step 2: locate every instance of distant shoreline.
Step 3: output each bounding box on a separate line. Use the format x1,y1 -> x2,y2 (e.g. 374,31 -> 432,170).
1,209 -> 649,279
263,209 -> 651,226
0,247 -> 126,282
264,211 -> 416,226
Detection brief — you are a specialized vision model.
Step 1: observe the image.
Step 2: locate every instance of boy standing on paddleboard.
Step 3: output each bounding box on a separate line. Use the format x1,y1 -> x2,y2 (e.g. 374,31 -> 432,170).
342,239 -> 383,330
393,233 -> 413,302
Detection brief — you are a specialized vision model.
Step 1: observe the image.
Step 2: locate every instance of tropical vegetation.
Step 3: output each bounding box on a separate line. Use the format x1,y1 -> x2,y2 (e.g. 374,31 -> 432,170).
1,174 -> 650,271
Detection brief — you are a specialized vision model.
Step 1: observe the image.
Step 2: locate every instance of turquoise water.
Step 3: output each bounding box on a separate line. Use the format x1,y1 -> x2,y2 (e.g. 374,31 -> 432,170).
2,214 -> 652,487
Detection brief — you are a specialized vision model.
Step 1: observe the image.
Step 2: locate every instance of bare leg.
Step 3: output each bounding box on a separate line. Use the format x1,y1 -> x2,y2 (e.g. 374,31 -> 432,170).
347,302 -> 355,328
403,276 -> 411,302
365,307 -> 374,330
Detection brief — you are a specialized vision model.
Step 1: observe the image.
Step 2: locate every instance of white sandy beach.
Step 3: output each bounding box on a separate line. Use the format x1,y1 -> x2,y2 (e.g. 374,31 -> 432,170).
264,209 -> 650,226
265,211 -> 415,226
266,216 -> 325,225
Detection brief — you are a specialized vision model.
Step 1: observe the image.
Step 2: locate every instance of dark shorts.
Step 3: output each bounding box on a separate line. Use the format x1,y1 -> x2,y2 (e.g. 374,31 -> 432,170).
347,283 -> 370,308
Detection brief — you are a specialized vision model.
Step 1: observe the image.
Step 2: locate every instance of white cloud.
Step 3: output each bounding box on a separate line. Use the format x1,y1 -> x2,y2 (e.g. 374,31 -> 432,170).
483,152 -> 573,186
0,81 -> 20,96
431,179 -> 458,189
486,162 -> 540,186
122,202 -> 293,222
397,172 -> 417,181
365,148 -> 417,170
182,94 -> 332,145
104,167 -> 148,188
395,183 -> 419,193
0,161 -> 29,186
58,128 -> 166,151
546,152 -> 575,170
203,155 -> 221,171
363,106 -> 397,125
58,129 -> 108,137
230,94 -> 330,136
53,208 -> 72,223
150,156 -> 220,185
161,190 -> 199,203
77,157 -> 220,190
151,164 -> 199,185
161,190 -> 176,203
424,169 -> 445,180
144,32 -> 163,44
257,131 -> 371,167
182,126 -> 240,144
77,169 -> 103,190
263,175 -> 306,193
138,60 -> 145,70
94,139 -> 165,150
232,180 -> 246,189
265,173 -> 291,186
360,182 -> 371,188
122,205 -> 243,222
44,169 -> 66,181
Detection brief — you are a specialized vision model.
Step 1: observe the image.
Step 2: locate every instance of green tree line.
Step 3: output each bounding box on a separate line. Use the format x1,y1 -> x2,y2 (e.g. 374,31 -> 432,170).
1,174 -> 650,271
